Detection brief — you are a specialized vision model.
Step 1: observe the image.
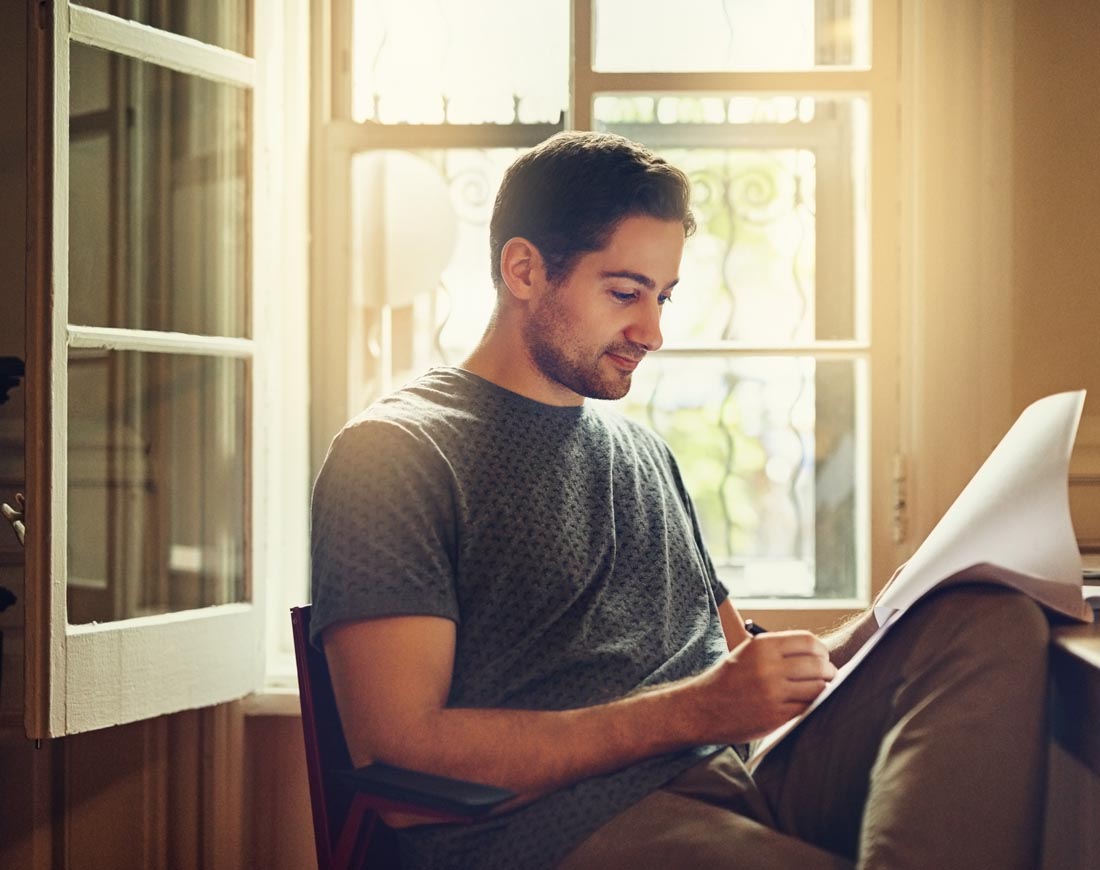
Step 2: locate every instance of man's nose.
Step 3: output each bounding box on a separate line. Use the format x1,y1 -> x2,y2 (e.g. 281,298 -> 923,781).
625,297 -> 664,352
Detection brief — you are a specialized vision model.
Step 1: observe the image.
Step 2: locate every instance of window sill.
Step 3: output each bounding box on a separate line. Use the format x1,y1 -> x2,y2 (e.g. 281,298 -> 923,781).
241,686 -> 301,717
241,649 -> 302,717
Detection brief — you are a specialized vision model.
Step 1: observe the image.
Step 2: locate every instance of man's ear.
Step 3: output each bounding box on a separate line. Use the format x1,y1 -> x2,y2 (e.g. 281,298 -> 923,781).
499,237 -> 546,301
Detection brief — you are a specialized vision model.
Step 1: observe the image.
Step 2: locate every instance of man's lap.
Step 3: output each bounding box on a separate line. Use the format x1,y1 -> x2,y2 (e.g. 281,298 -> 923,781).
560,585 -> 1050,869
557,748 -> 853,870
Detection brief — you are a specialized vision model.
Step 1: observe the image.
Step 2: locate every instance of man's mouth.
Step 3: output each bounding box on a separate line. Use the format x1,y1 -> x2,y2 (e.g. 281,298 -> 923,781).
605,351 -> 644,371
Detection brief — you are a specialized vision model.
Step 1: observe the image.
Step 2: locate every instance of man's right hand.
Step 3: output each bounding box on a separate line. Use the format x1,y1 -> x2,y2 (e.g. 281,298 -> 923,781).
686,631 -> 837,743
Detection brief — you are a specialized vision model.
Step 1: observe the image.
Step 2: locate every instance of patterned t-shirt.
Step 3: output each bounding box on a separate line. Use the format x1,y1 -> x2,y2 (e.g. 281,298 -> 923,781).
310,367 -> 731,869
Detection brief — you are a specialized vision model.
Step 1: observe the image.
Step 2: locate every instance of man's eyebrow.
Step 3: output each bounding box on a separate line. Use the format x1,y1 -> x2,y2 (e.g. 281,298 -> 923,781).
599,270 -> 680,292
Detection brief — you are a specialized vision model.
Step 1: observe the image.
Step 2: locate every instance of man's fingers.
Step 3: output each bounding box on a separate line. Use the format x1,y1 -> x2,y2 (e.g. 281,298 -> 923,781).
781,655 -> 838,683
782,679 -> 830,704
748,632 -> 832,674
756,630 -> 829,659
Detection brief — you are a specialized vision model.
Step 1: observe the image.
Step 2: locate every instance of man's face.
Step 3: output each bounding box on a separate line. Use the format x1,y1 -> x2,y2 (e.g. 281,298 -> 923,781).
522,215 -> 685,403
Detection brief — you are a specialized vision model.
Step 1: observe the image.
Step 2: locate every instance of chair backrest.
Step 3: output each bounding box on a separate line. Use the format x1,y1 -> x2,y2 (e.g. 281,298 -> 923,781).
291,605 -> 359,868
291,605 -> 512,868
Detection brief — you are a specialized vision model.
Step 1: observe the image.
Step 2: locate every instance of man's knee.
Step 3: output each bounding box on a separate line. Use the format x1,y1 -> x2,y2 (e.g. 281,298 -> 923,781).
890,583 -> 1049,682
923,583 -> 1047,641
906,585 -> 1051,681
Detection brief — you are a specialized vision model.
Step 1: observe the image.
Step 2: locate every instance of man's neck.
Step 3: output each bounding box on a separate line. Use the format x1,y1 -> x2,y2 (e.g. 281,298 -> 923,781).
461,316 -> 584,408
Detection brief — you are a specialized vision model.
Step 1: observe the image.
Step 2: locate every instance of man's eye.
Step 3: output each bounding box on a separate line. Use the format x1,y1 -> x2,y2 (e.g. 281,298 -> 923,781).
611,290 -> 637,302
658,294 -> 673,306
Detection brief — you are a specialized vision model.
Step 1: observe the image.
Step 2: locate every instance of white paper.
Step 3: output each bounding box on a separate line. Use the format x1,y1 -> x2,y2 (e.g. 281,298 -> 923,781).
875,390 -> 1087,617
749,390 -> 1091,768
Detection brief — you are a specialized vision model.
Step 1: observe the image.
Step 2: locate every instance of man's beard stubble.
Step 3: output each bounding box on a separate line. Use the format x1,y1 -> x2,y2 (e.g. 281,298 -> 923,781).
522,297 -> 639,402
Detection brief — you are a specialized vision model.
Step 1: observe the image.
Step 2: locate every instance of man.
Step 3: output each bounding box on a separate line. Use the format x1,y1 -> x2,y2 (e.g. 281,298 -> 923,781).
310,132 -> 1050,869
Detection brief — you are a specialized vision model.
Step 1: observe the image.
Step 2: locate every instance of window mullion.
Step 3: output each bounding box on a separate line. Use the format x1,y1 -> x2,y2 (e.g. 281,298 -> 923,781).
569,0 -> 594,129
329,119 -> 565,152
329,0 -> 354,120
589,69 -> 873,94
67,326 -> 254,359
599,120 -> 848,151
38,3 -> 74,737
69,5 -> 255,88
658,343 -> 870,359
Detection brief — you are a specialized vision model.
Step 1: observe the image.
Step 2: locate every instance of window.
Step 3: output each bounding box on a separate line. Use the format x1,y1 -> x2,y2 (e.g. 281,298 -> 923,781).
23,2 -> 309,735
312,0 -> 902,631
66,39 -> 250,624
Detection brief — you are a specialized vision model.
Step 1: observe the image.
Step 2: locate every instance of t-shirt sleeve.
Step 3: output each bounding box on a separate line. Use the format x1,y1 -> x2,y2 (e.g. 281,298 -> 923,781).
309,418 -> 460,646
662,444 -> 730,607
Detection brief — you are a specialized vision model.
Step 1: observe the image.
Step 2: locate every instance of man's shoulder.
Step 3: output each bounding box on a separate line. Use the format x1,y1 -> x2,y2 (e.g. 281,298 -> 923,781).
590,403 -> 672,455
339,368 -> 479,439
362,367 -> 477,420
312,371 -> 480,508
316,370 -> 466,471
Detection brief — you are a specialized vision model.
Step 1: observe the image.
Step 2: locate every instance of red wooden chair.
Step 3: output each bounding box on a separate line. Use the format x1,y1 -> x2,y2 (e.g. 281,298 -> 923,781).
291,605 -> 514,869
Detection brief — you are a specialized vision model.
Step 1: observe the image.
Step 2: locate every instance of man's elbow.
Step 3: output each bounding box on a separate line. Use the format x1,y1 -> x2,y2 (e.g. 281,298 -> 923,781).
346,711 -> 442,772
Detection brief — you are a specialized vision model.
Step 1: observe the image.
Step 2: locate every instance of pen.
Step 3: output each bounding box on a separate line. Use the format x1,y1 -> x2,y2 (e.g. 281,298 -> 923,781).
744,619 -> 767,636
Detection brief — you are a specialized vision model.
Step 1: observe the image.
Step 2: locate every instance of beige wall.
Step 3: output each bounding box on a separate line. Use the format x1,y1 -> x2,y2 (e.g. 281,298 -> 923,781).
1013,0 -> 1100,408
246,713 -> 317,868
899,0 -> 1017,548
1013,0 -> 1100,546
899,0 -> 1100,550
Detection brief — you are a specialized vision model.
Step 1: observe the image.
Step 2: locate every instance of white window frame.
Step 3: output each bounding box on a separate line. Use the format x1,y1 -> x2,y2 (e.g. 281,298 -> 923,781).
24,2 -> 309,737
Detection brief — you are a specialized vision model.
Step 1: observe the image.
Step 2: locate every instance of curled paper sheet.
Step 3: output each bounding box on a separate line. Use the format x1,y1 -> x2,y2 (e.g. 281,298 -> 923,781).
750,390 -> 1090,768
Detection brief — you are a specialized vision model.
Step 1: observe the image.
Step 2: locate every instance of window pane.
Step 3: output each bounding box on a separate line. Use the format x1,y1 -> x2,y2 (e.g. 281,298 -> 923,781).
594,0 -> 869,72
67,350 -> 247,624
608,355 -> 862,600
349,148 -> 517,398
69,44 -> 250,338
596,95 -> 869,343
351,0 -> 567,123
74,1 -> 250,55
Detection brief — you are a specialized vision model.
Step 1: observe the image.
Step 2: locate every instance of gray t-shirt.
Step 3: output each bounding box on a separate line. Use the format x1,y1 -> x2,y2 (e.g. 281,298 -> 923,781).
310,368 -> 731,869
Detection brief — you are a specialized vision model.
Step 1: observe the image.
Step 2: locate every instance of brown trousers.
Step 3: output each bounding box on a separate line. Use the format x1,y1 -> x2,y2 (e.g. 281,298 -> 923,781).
559,585 -> 1051,869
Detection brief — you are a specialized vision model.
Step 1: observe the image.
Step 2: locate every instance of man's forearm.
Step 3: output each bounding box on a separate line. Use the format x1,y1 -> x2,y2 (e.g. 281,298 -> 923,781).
352,635 -> 836,807
327,616 -> 836,814
369,677 -> 703,805
820,608 -> 880,668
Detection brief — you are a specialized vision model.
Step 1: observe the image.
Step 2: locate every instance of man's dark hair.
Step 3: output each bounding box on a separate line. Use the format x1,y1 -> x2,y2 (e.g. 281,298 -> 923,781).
489,131 -> 696,291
